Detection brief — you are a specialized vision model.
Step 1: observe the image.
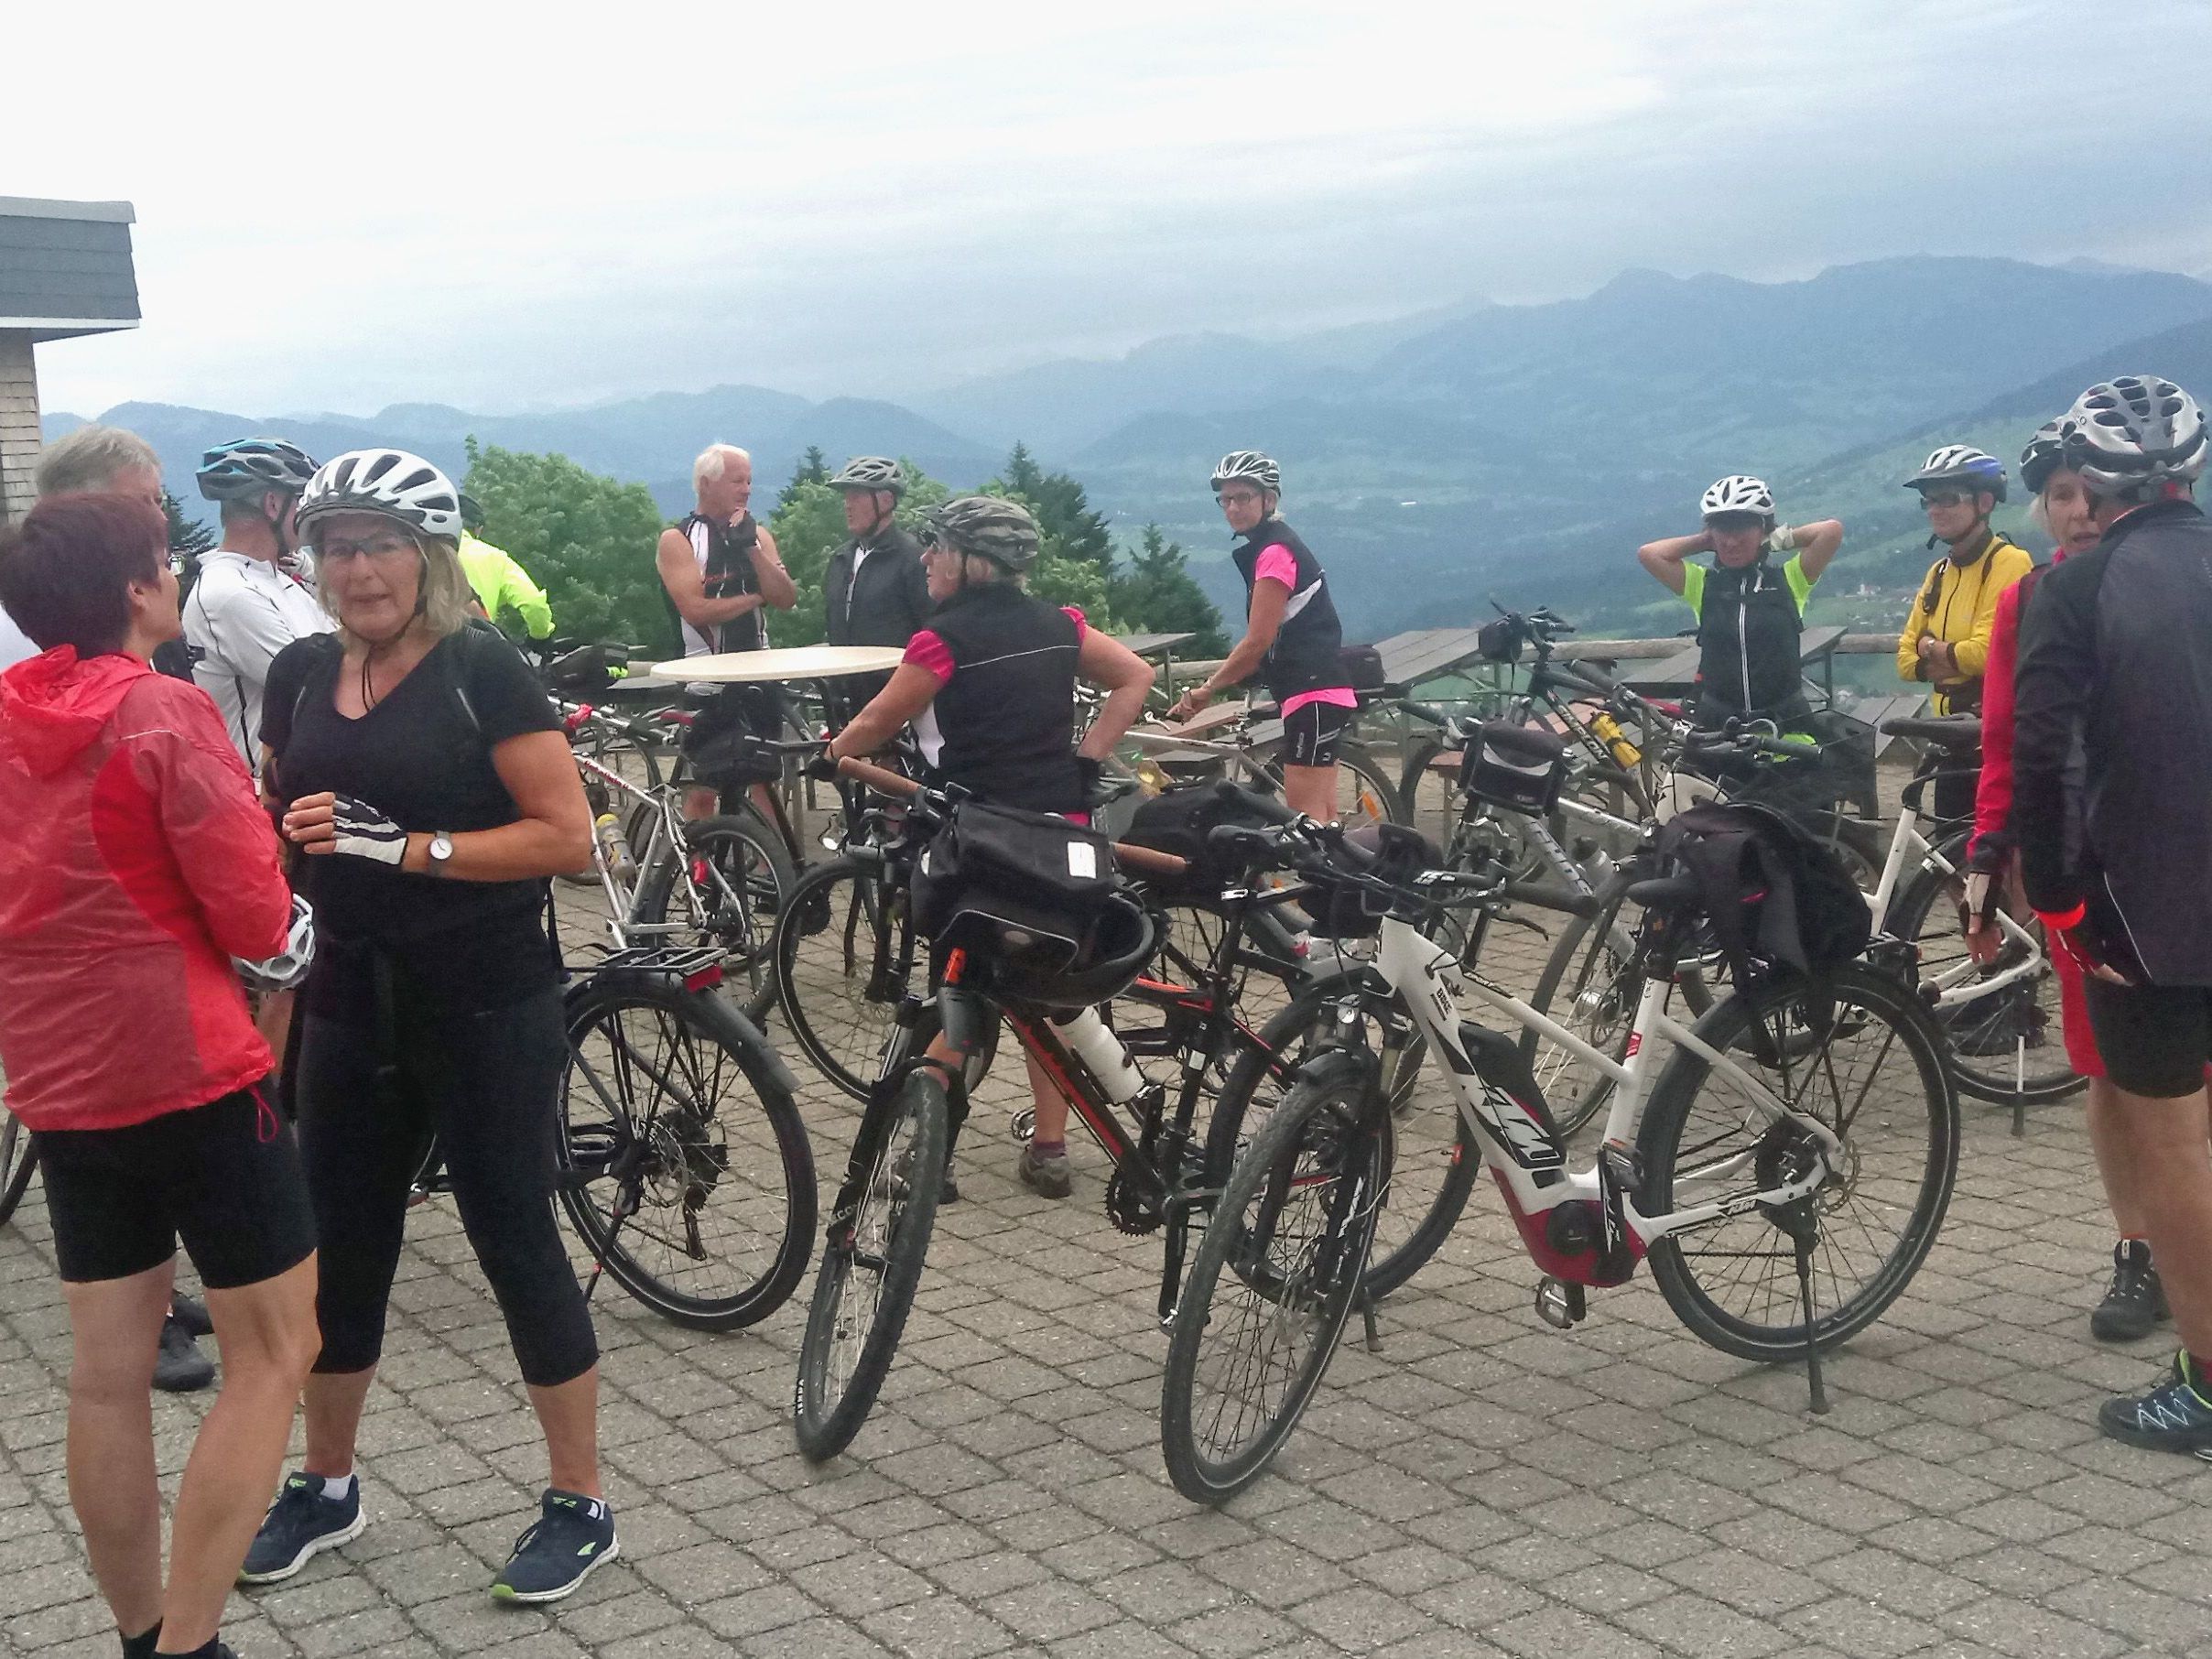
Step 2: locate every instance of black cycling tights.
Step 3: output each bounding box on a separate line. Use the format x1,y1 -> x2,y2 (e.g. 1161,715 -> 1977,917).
295,986 -> 596,1389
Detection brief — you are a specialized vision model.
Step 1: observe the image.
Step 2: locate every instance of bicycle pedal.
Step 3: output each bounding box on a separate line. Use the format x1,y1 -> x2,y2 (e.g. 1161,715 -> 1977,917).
1534,1276 -> 1587,1329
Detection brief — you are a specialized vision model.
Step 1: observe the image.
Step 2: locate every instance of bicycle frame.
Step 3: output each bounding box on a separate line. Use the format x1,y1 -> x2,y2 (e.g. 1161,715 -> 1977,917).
1865,765 -> 2044,1011
569,728 -> 721,950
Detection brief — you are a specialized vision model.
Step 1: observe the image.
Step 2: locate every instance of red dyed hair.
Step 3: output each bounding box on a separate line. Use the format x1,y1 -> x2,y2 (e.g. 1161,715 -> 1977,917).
0,493 -> 167,657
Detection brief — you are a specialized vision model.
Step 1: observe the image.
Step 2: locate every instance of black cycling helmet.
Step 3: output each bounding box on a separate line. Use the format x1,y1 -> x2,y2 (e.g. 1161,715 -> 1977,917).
197,437 -> 319,503
925,495 -> 1040,573
2020,419 -> 2069,498
828,456 -> 905,498
1904,445 -> 2008,504
945,887 -> 1158,1011
459,491 -> 486,531
1210,450 -> 1281,493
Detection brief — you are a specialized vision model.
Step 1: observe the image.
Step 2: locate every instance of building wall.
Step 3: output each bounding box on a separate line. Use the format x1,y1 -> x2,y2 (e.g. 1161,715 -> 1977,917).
0,331 -> 38,526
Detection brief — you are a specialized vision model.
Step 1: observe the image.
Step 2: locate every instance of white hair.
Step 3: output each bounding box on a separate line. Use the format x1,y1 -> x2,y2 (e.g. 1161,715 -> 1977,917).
36,424 -> 159,498
692,444 -> 752,491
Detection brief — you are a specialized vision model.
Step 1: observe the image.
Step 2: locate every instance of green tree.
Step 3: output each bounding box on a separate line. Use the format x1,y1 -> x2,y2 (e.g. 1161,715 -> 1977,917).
162,490 -> 217,602
461,439 -> 671,651
992,444 -> 1114,574
1110,524 -> 1228,655
1001,441 -> 1045,500
783,445 -> 828,501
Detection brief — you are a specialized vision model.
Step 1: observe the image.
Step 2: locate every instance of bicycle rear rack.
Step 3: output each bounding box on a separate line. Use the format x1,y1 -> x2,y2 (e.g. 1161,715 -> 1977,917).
581,945 -> 729,987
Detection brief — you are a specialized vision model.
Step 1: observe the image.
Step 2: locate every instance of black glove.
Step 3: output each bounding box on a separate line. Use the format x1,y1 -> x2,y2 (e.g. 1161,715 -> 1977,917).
805,746 -> 844,785
1077,755 -> 1107,808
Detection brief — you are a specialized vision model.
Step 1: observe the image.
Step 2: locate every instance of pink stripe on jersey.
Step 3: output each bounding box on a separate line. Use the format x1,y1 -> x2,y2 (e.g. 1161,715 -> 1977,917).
903,629 -> 956,683
1252,545 -> 1297,587
1283,687 -> 1357,715
1062,605 -> 1088,641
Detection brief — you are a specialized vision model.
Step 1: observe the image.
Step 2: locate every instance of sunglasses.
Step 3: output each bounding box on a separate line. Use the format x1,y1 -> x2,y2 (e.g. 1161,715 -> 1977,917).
1919,492 -> 1971,511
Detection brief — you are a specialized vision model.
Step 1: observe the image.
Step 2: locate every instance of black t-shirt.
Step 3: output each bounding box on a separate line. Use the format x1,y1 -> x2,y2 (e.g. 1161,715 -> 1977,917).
263,626 -> 563,1013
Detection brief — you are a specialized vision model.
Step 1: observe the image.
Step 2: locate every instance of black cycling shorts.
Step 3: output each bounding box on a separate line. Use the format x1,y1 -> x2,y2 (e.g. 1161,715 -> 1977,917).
1281,700 -> 1351,769
683,683 -> 787,786
38,1083 -> 316,1288
2082,979 -> 2212,1100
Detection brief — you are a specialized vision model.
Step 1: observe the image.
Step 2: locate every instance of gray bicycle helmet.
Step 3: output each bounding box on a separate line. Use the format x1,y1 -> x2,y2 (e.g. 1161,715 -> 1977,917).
196,437 -> 320,503
1699,474 -> 1774,519
297,449 -> 465,539
827,456 -> 905,497
2056,375 -> 2208,500
1210,450 -> 1281,493
231,893 -> 317,994
927,495 -> 1040,573
2020,418 -> 2070,497
1904,444 -> 2008,503
459,490 -> 486,531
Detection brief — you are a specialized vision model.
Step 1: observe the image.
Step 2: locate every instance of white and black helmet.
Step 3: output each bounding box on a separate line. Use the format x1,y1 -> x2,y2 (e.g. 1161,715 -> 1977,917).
2055,376 -> 2207,500
828,456 -> 905,498
232,894 -> 317,994
296,449 -> 465,540
1210,450 -> 1281,494
1904,444 -> 2008,503
197,437 -> 320,503
1700,475 -> 1775,520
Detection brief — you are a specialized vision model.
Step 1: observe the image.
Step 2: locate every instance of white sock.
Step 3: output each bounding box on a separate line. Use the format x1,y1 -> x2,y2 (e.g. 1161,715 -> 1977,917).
321,1474 -> 356,1502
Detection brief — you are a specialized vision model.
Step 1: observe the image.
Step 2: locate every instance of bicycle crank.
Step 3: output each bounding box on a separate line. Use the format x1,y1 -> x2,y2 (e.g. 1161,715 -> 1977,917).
1534,1276 -> 1587,1329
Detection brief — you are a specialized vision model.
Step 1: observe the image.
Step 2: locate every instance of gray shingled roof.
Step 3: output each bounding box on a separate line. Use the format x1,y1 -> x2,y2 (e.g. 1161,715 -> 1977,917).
0,199 -> 139,339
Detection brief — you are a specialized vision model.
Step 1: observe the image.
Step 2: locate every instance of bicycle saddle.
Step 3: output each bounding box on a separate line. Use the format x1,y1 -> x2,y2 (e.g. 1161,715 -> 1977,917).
1881,715 -> 1983,751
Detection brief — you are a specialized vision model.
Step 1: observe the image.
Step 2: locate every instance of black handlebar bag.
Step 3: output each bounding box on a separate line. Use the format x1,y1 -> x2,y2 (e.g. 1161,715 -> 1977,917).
1654,801 -> 1870,1002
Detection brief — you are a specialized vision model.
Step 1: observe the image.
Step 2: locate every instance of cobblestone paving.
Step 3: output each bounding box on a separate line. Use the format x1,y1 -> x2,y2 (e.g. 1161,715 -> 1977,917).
5,905 -> 2211,1659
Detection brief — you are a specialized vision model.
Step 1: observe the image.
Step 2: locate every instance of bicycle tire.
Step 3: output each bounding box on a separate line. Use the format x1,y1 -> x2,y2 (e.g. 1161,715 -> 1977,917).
634,809 -> 795,1021
775,857 -> 904,1100
1259,739 -> 1406,830
1204,976 -> 1469,1300
1637,960 -> 1958,1361
0,1112 -> 36,1228
794,1063 -> 949,1461
1883,830 -> 2080,1108
1162,1067 -> 1382,1503
557,973 -> 815,1331
1397,738 -> 1453,846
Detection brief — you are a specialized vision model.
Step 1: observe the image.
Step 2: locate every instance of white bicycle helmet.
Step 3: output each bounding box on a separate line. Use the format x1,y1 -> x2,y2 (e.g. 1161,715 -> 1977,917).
297,449 -> 465,540
233,893 -> 317,994
1210,450 -> 1282,493
2057,376 -> 2207,501
1904,444 -> 2008,503
1699,475 -> 1774,519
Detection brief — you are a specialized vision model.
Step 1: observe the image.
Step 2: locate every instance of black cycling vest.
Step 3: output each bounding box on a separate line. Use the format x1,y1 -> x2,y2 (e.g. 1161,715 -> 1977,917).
1231,517 -> 1343,700
925,581 -> 1083,815
1694,558 -> 1809,729
669,512 -> 767,654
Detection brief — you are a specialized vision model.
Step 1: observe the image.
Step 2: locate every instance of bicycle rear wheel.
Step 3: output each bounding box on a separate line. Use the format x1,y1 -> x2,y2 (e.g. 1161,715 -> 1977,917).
1260,739 -> 1405,830
634,810 -> 795,1021
558,974 -> 815,1331
794,1064 -> 949,1461
0,1111 -> 36,1227
1637,960 -> 1957,1361
1162,1067 -> 1382,1503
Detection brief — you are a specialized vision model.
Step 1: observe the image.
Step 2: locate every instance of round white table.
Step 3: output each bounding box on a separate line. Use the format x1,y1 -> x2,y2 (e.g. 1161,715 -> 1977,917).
653,645 -> 909,684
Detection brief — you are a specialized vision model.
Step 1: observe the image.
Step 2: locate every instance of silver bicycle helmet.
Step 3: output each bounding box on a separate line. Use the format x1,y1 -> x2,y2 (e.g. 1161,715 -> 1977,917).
2057,376 -> 2207,500
1904,444 -> 2008,503
196,438 -> 320,503
827,456 -> 905,497
1699,475 -> 1774,519
232,894 -> 317,994
297,449 -> 465,540
1210,450 -> 1282,493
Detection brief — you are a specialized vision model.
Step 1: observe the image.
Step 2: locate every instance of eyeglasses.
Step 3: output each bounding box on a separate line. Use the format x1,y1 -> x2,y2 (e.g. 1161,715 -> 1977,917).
1216,489 -> 1263,507
167,556 -> 186,576
1919,492 -> 1969,511
318,530 -> 420,562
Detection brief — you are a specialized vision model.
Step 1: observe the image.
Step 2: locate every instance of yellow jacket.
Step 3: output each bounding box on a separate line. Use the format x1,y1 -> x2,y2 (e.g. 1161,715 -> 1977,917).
459,533 -> 555,640
1895,534 -> 2033,714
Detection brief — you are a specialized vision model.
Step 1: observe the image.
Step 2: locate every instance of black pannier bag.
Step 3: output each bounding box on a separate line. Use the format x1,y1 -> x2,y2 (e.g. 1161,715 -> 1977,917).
1122,784 -> 1284,901
1654,801 -> 1870,994
1338,644 -> 1387,693
687,726 -> 784,790
1478,617 -> 1523,663
911,800 -> 1117,967
1306,822 -> 1443,940
1461,721 -> 1567,816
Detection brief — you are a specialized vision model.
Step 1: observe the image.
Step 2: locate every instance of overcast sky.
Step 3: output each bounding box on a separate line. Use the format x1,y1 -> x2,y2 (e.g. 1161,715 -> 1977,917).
17,0 -> 2212,420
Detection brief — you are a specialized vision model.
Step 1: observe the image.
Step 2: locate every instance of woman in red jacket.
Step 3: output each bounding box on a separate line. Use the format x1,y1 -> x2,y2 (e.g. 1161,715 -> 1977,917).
1965,424 -> 2208,1345
0,493 -> 320,1659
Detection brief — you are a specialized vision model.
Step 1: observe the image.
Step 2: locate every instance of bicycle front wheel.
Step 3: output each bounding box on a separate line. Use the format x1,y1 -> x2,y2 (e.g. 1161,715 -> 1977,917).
558,974 -> 815,1331
795,1065 -> 949,1461
0,1111 -> 36,1227
1636,960 -> 1958,1361
774,856 -> 905,1100
1163,1067 -> 1382,1503
635,810 -> 795,1021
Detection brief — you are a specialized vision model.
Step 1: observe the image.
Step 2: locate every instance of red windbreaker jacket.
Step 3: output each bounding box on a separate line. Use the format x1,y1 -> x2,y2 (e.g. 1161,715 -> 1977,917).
0,648 -> 291,1132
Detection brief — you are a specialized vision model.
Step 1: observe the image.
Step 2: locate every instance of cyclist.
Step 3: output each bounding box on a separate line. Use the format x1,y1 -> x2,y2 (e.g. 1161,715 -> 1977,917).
184,439 -> 330,779
656,443 -> 797,819
1167,450 -> 1352,821
0,491 -> 320,1659
1636,475 -> 1843,738
1895,445 -> 2033,817
244,450 -> 615,1603
2009,376 -> 2212,1452
1967,417 -> 2209,1345
822,456 -> 931,720
828,496 -> 1155,1198
457,493 -> 555,640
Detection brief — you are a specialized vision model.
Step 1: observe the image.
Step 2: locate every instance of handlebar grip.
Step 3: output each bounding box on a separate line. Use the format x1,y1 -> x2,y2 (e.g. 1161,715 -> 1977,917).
1209,776 -> 1299,827
1113,842 -> 1188,878
837,756 -> 918,798
1500,879 -> 1600,918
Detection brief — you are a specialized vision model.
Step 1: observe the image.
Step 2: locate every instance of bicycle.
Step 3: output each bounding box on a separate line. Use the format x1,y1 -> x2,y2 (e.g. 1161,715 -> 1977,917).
0,1109 -> 33,1228
1122,693 -> 1407,832
793,761 -> 1371,1462
1159,803 -> 1959,1503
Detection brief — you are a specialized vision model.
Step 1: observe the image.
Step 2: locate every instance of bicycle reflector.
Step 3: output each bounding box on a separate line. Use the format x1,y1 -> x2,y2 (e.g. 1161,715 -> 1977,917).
685,962 -> 724,992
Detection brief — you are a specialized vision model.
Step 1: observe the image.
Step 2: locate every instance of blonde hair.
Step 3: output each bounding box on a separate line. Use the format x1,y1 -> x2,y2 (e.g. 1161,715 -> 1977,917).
322,531 -> 476,645
693,444 -> 752,491
36,425 -> 159,498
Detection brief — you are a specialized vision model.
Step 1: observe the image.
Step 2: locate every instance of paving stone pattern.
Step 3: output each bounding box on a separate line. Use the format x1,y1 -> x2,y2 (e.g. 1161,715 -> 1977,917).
5,881 -> 2209,1658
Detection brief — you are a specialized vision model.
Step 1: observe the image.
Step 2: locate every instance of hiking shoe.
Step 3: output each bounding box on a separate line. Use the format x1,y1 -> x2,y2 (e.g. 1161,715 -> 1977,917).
239,1473 -> 366,1584
491,1490 -> 619,1603
1018,1146 -> 1072,1199
2098,1354 -> 2212,1455
169,1291 -> 214,1338
153,1316 -> 215,1393
2091,1240 -> 2168,1343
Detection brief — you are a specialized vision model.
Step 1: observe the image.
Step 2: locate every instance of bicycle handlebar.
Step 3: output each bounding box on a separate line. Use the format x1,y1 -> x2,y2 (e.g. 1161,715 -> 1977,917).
833,755 -> 1189,879
1681,723 -> 1818,763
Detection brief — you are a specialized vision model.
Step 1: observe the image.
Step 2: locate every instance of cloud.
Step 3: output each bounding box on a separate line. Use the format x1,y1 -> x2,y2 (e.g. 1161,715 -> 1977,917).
16,0 -> 2212,417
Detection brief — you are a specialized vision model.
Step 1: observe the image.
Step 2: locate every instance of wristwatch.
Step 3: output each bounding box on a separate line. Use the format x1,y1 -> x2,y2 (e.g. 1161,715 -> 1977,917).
428,832 -> 455,873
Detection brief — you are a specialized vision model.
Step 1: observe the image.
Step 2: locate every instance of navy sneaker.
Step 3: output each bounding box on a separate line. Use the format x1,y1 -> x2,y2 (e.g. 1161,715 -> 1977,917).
2098,1353 -> 2212,1455
238,1472 -> 366,1584
152,1317 -> 214,1393
491,1490 -> 619,1603
169,1291 -> 214,1338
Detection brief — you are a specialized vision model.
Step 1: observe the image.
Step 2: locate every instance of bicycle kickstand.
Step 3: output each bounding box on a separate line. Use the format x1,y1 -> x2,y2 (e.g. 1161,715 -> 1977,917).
1783,1206 -> 1829,1415
1358,1285 -> 1381,1354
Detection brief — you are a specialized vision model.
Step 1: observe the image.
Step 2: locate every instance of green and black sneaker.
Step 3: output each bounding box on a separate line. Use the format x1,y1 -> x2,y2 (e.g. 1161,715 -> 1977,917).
491,1490 -> 619,1604
2098,1352 -> 2212,1456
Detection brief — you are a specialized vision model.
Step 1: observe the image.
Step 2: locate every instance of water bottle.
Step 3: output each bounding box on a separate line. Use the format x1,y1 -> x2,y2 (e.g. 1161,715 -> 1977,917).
1589,710 -> 1643,770
1055,1008 -> 1145,1104
593,813 -> 636,882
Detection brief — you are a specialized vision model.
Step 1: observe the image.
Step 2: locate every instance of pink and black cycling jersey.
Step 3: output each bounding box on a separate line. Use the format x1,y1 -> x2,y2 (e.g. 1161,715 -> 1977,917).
1231,516 -> 1350,709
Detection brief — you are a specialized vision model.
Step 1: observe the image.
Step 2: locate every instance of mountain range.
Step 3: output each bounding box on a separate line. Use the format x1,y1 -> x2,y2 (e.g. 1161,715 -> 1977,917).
48,255 -> 2212,642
